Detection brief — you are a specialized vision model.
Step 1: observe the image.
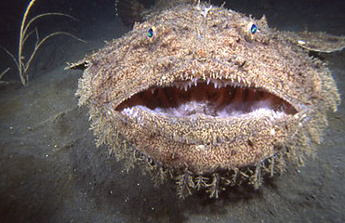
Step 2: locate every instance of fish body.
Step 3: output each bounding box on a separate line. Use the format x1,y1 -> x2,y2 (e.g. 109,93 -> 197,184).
71,1 -> 342,198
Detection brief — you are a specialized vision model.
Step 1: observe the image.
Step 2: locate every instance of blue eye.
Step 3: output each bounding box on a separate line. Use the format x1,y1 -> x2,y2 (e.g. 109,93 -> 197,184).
250,24 -> 258,34
148,28 -> 154,38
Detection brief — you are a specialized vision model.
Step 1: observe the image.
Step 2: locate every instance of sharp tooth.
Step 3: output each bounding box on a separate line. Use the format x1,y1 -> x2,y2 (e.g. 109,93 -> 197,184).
207,78 -> 211,85
192,78 -> 198,86
214,81 -> 218,89
184,84 -> 188,91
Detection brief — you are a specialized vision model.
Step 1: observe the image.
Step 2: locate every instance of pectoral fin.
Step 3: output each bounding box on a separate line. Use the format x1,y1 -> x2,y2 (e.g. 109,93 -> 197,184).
65,60 -> 90,70
281,31 -> 345,53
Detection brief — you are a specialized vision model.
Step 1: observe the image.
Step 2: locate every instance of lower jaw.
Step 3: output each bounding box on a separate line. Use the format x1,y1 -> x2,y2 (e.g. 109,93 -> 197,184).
117,104 -> 299,173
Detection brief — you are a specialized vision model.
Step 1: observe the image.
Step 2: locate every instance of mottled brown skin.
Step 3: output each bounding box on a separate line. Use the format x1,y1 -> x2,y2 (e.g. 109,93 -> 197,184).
73,3 -> 340,198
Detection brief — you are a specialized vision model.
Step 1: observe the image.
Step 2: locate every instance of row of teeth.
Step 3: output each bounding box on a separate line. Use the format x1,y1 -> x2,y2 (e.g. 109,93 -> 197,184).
150,78 -> 248,93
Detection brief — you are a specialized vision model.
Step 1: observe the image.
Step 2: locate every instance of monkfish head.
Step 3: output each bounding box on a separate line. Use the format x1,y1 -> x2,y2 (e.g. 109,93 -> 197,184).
70,3 -> 342,198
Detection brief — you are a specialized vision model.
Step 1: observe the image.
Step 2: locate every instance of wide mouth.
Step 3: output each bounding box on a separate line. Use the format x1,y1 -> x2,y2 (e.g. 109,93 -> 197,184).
116,78 -> 297,117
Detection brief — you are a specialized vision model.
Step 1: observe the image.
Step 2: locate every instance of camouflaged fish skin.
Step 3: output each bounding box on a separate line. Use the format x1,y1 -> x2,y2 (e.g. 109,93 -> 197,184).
73,3 -> 340,197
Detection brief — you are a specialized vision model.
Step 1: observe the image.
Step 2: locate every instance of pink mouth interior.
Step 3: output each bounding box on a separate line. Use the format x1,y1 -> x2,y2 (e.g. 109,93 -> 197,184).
116,79 -> 297,117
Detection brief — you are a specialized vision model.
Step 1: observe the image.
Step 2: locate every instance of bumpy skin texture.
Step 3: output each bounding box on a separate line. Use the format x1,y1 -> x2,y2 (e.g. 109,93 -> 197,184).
75,3 -> 340,197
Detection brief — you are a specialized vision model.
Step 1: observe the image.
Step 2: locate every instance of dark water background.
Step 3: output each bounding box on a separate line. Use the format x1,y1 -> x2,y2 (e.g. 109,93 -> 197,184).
0,0 -> 345,222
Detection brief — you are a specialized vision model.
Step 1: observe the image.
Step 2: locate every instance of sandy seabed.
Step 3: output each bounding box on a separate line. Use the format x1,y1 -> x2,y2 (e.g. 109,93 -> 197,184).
0,1 -> 345,222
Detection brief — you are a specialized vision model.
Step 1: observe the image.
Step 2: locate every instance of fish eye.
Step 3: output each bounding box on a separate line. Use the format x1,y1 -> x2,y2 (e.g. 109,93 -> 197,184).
250,24 -> 258,34
148,26 -> 156,38
148,28 -> 154,37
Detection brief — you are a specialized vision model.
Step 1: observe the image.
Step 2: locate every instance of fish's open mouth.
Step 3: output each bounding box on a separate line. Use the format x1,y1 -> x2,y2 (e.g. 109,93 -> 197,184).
116,78 -> 297,117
